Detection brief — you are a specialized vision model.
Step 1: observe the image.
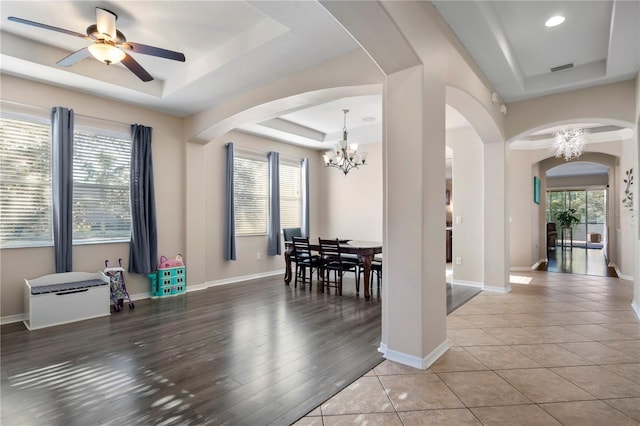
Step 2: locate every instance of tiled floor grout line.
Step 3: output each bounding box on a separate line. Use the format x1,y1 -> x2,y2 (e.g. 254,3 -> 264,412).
299,271 -> 639,425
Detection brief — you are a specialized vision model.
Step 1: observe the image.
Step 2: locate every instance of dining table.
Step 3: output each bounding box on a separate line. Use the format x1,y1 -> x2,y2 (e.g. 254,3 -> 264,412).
284,240 -> 382,300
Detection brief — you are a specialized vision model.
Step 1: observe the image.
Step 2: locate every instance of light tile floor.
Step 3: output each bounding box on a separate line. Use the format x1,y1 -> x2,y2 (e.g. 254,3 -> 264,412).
295,271 -> 640,425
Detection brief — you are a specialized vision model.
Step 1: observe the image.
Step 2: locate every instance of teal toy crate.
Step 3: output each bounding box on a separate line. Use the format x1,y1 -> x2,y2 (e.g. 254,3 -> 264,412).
149,266 -> 186,298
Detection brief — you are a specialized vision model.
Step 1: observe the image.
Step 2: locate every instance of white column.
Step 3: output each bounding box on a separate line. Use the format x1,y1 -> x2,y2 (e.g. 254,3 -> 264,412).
185,142 -> 207,287
483,141 -> 511,292
381,65 -> 448,369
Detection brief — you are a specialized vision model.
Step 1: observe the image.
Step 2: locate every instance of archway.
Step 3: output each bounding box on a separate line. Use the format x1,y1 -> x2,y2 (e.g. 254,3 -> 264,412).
446,86 -> 509,293
542,159 -> 614,277
507,121 -> 634,281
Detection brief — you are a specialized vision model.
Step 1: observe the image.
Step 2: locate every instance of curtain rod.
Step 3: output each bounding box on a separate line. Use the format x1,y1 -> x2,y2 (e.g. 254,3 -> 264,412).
234,145 -> 303,164
1,100 -> 131,127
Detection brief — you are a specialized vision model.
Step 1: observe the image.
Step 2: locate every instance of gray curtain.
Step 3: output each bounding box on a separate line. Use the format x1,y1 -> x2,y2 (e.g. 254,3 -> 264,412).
224,142 -> 236,261
129,124 -> 158,274
301,157 -> 310,238
267,151 -> 281,256
51,107 -> 74,273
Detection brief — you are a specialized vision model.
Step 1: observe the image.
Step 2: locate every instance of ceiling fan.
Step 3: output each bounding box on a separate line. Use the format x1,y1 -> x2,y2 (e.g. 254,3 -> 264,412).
8,7 -> 185,82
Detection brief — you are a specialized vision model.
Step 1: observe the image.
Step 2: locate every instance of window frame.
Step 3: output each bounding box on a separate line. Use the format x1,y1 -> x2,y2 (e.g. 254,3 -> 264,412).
72,124 -> 132,245
0,112 -> 54,249
279,159 -> 302,231
234,152 -> 269,237
232,151 -> 303,237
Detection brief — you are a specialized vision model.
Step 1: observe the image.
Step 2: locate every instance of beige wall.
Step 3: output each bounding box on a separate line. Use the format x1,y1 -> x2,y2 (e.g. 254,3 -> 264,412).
547,174 -> 609,188
508,150 -> 538,269
319,141 -> 383,242
184,49 -> 384,144
618,139 -> 635,278
193,130 -> 323,285
368,1 -> 507,366
634,71 -> 640,316
0,73 -> 380,320
507,80 -> 637,140
0,75 -> 185,318
447,127 -> 484,285
508,145 -> 631,273
506,78 -> 638,279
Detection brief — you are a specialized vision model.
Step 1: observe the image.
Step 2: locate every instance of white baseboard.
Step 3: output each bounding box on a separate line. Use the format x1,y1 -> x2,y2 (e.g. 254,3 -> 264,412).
510,259 -> 545,272
451,279 -> 483,288
1,313 -> 26,325
201,269 -> 285,289
2,270 -> 286,325
483,284 -> 512,293
451,279 -> 510,293
632,300 -> 640,320
609,263 -> 632,280
130,292 -> 151,301
382,340 -> 449,370
378,342 -> 387,354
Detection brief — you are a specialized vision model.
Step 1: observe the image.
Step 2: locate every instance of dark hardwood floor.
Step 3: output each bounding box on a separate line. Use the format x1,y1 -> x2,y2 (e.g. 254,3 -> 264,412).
539,247 -> 617,277
1,274 -> 480,425
2,276 -> 383,425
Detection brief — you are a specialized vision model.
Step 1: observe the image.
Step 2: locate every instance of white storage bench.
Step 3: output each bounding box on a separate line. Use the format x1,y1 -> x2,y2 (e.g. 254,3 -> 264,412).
24,271 -> 110,330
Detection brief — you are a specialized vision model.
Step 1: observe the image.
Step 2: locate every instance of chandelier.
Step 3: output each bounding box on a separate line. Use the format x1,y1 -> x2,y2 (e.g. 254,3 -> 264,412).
323,109 -> 368,175
553,128 -> 589,161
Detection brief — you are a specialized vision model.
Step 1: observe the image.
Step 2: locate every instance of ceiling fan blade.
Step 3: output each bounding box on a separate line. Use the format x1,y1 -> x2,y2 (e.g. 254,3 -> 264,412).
122,53 -> 153,82
95,7 -> 117,40
8,16 -> 88,39
57,47 -> 91,67
121,42 -> 185,62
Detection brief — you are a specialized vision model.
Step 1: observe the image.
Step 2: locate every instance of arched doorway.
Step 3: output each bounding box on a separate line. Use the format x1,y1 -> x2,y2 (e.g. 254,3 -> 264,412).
544,161 -> 613,276
508,124 -> 634,279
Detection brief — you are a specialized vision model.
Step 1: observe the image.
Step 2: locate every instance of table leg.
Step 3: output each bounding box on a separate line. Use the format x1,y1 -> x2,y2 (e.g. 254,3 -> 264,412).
284,249 -> 292,285
359,254 -> 372,300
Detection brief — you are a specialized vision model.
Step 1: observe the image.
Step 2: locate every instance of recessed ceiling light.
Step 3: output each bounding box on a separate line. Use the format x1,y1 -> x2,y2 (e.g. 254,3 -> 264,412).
362,116 -> 376,122
545,15 -> 565,27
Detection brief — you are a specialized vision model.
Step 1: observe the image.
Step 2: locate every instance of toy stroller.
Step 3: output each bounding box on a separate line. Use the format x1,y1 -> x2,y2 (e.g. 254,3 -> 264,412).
104,258 -> 134,312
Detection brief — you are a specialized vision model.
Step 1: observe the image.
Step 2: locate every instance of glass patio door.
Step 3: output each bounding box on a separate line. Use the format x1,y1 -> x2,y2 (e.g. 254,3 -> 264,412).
546,188 -> 606,249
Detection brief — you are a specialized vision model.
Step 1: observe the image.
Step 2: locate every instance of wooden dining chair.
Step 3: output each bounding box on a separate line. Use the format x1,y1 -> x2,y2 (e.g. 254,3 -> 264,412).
356,256 -> 382,296
284,227 -> 303,279
282,227 -> 302,242
318,238 -> 359,296
291,236 -> 321,290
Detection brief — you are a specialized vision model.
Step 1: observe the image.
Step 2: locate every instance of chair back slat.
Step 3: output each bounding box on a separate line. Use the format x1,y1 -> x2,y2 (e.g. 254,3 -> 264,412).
292,236 -> 312,259
318,238 -> 343,267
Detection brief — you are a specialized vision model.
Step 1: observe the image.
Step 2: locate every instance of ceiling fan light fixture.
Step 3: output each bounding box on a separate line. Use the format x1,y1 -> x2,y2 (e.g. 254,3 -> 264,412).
545,15 -> 565,27
88,41 -> 125,65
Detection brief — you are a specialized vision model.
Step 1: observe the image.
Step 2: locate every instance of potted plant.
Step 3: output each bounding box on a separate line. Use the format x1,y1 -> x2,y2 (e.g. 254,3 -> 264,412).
555,208 -> 580,229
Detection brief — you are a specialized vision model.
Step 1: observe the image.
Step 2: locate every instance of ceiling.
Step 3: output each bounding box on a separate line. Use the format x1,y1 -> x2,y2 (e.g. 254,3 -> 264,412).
1,1 -> 638,162
433,0 -> 640,103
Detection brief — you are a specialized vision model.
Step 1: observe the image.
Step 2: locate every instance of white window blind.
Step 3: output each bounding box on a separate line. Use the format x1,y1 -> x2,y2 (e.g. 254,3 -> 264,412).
280,162 -> 301,229
234,155 -> 268,235
73,129 -> 131,243
0,116 -> 52,247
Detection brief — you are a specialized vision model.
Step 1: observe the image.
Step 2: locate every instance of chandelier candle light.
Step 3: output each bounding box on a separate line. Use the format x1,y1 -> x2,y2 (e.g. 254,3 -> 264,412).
323,109 -> 368,176
553,127 -> 589,161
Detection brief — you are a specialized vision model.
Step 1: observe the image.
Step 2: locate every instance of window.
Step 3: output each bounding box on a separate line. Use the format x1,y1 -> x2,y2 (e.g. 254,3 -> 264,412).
0,116 -> 52,247
233,154 -> 302,236
280,162 -> 301,229
234,155 -> 268,235
72,128 -> 131,243
546,188 -> 606,246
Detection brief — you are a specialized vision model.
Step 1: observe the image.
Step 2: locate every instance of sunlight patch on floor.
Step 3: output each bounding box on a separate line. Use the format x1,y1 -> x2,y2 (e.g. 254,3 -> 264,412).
510,274 -> 533,284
